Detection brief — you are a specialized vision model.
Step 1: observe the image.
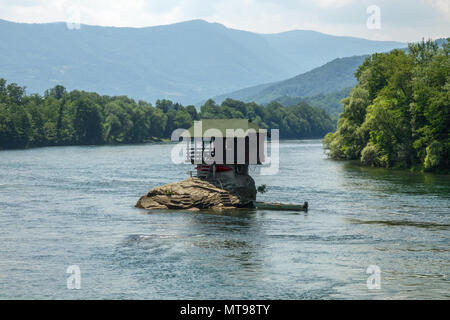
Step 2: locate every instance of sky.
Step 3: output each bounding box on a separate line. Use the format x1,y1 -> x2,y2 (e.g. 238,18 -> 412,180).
0,0 -> 448,41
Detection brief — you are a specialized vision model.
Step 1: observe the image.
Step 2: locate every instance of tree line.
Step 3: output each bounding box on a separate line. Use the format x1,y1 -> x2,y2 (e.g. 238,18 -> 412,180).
0,80 -> 335,150
324,39 -> 449,172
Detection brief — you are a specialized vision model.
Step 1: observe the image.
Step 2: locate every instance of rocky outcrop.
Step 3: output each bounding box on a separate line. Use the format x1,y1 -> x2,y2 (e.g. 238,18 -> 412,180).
135,176 -> 256,210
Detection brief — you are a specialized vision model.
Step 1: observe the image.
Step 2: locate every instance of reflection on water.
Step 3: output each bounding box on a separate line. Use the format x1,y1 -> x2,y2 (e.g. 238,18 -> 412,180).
342,161 -> 450,197
349,218 -> 450,230
0,140 -> 448,299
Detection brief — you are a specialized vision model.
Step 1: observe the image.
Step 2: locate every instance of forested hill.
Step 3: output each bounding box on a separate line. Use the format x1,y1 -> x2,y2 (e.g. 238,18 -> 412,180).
212,55 -> 368,116
324,39 -> 449,172
0,19 -> 404,104
0,79 -> 335,150
273,87 -> 353,118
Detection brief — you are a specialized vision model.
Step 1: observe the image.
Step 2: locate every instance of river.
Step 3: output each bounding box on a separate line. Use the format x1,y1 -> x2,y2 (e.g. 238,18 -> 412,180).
0,140 -> 448,299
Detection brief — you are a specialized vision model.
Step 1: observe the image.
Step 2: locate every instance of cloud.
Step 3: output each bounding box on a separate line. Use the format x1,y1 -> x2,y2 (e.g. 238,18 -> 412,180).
426,0 -> 450,19
315,0 -> 354,8
0,0 -> 448,41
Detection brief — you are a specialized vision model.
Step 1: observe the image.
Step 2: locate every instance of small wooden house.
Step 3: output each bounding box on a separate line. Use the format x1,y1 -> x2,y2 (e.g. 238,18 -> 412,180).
182,119 -> 266,179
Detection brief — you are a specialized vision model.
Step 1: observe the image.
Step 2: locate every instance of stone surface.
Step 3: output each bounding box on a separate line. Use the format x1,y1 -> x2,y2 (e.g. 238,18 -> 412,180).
135,176 -> 256,210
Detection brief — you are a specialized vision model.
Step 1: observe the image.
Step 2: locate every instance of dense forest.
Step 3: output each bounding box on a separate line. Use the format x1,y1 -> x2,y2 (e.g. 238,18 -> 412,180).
0,79 -> 334,150
324,39 -> 449,172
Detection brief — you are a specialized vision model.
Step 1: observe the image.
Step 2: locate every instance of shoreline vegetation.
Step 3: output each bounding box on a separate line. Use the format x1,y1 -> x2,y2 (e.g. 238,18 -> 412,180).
0,79 -> 334,151
323,39 -> 449,173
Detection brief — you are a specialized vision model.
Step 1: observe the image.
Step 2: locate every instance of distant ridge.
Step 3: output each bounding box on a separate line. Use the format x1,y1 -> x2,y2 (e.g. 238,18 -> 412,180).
0,19 -> 405,104
212,55 -> 367,106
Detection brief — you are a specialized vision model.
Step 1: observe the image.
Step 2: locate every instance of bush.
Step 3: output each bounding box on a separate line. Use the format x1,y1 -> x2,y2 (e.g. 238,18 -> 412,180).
424,140 -> 444,171
360,142 -> 380,166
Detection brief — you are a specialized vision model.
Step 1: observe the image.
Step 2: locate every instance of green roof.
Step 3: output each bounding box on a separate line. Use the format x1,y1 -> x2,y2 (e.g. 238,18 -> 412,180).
183,119 -> 262,138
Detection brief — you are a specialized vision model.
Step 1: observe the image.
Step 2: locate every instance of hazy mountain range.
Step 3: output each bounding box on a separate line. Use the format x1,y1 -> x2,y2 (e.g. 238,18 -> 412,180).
0,19 -> 405,104
212,54 -> 367,105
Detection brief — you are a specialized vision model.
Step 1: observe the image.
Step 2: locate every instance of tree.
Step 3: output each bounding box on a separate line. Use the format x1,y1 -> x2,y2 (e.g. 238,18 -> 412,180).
6,83 -> 26,105
324,38 -> 449,172
73,97 -> 103,145
0,77 -> 336,150
46,85 -> 67,100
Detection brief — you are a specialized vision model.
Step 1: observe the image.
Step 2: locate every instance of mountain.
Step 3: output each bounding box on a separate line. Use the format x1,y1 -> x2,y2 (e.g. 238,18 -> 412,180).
273,87 -> 353,118
212,55 -> 367,105
261,30 -> 396,74
0,19 -> 405,104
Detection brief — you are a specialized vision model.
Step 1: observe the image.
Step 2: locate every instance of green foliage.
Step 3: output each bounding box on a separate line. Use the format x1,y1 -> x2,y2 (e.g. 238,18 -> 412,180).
360,142 -> 384,167
74,97 -> 103,145
0,80 -> 335,150
324,39 -> 450,172
257,184 -> 267,194
424,140 -> 444,171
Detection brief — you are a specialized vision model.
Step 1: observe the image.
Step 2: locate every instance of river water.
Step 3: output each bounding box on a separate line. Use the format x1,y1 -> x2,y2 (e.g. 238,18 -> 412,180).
0,140 -> 448,299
